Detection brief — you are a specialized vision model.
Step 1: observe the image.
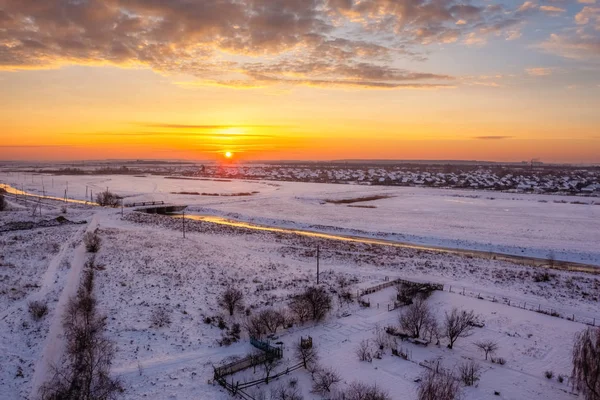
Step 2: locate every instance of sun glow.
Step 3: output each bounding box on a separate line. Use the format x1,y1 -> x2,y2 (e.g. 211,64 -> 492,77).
225,151 -> 233,158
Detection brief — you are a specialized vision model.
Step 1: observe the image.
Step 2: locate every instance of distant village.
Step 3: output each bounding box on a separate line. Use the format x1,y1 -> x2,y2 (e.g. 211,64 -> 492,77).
186,164 -> 600,196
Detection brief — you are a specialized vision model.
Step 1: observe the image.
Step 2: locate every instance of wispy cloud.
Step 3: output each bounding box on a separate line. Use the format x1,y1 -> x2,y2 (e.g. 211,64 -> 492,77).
526,67 -> 553,76
473,136 -> 513,140
540,5 -> 566,15
136,123 -> 284,130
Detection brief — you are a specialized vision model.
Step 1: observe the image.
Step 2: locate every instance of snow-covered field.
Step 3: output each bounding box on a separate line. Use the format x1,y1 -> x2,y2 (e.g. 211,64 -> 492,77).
2,172 -> 600,265
1,172 -> 600,400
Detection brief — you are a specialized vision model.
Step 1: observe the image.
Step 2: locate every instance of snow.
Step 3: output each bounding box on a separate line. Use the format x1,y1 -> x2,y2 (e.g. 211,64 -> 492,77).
1,172 -> 599,400
2,173 -> 599,265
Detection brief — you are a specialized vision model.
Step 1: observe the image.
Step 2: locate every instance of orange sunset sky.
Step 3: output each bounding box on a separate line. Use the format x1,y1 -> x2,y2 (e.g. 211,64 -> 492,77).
0,0 -> 599,163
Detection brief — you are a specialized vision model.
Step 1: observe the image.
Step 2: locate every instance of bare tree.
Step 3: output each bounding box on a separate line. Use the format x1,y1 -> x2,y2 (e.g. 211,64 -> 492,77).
245,314 -> 267,339
474,340 -> 499,361
458,360 -> 481,386
289,295 -> 312,323
399,298 -> 434,339
0,193 -> 6,211
356,340 -> 372,362
417,367 -> 461,400
312,367 -> 341,395
444,308 -> 478,349
335,381 -> 392,400
572,327 -> 600,400
83,231 -> 101,253
40,265 -> 122,400
257,309 -> 286,334
302,286 -> 333,321
295,339 -> 319,369
261,355 -> 280,385
424,317 -> 441,345
218,286 -> 244,317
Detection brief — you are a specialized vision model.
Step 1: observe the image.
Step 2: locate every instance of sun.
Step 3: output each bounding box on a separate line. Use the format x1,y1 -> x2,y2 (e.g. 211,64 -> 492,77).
225,151 -> 233,159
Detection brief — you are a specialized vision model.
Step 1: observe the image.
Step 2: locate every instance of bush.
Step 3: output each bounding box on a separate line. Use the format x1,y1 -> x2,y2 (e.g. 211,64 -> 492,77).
150,307 -> 172,328
28,301 -> 48,321
335,381 -> 391,400
95,190 -> 120,207
545,370 -> 554,379
491,357 -> 506,365
356,339 -> 372,362
290,286 -> 332,322
271,383 -> 303,400
0,194 -> 6,211
83,231 -> 101,253
417,367 -> 461,400
458,360 -> 481,386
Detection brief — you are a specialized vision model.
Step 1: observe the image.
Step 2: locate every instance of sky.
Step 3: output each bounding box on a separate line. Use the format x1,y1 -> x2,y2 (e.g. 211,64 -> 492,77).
0,0 -> 599,163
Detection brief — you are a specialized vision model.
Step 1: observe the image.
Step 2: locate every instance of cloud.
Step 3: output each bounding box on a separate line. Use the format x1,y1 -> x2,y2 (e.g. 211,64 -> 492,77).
473,136 -> 513,140
0,0 -> 539,89
526,67 -> 553,76
579,0 -> 596,4
517,1 -> 538,14
539,33 -> 600,59
540,5 -> 566,14
136,123 -> 284,130
575,6 -> 600,26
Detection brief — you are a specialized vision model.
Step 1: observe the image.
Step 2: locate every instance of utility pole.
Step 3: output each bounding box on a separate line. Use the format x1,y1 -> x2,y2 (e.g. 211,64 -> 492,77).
182,209 -> 186,238
316,246 -> 320,284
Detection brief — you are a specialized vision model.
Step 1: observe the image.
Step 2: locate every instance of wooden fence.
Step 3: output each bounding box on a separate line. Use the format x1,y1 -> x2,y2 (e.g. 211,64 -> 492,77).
359,278 -> 444,297
214,337 -> 286,399
445,286 -> 597,327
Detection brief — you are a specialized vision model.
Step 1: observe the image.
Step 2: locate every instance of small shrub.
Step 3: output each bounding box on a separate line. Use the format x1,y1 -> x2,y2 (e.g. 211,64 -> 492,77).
417,367 -> 461,400
491,357 -> 506,365
356,339 -> 372,362
533,272 -> 551,283
83,231 -> 101,253
458,360 -> 481,386
338,381 -> 391,400
544,370 -> 554,379
557,375 -> 564,383
28,301 -> 48,321
150,307 -> 172,328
